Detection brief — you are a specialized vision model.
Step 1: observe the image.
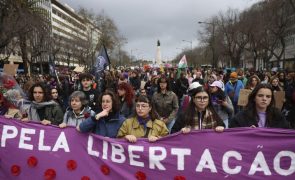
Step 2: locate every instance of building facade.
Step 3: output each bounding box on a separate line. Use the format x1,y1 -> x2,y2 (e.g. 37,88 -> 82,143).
51,0 -> 101,68
0,0 -> 101,74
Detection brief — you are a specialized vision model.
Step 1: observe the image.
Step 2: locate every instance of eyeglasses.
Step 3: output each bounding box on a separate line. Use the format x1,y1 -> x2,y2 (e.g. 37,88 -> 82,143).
136,104 -> 149,109
194,96 -> 209,102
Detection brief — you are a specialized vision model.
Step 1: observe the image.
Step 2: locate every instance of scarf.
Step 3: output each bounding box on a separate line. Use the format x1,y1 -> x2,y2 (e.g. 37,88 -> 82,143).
28,100 -> 57,122
193,109 -> 217,130
137,115 -> 151,129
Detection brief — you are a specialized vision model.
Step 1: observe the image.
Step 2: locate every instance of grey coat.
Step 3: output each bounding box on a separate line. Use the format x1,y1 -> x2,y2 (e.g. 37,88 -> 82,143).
63,106 -> 95,127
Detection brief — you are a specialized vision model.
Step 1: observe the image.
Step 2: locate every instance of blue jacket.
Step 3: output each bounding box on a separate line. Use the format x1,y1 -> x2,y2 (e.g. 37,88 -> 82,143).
79,112 -> 125,138
224,80 -> 244,103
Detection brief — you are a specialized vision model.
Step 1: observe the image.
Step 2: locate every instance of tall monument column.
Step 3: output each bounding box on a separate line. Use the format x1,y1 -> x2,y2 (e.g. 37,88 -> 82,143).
156,40 -> 162,66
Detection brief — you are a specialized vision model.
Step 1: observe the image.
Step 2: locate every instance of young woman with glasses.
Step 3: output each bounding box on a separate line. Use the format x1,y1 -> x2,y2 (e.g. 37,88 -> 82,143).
117,95 -> 169,143
171,86 -> 225,134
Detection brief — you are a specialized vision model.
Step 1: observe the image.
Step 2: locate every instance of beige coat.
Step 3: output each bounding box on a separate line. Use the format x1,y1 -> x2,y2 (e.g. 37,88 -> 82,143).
117,117 -> 169,138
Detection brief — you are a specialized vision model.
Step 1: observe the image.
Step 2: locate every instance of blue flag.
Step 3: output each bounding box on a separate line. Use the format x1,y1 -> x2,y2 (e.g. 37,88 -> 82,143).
93,45 -> 110,80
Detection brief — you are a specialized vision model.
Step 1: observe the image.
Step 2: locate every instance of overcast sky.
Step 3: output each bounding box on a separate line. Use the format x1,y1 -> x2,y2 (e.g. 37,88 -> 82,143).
59,0 -> 259,61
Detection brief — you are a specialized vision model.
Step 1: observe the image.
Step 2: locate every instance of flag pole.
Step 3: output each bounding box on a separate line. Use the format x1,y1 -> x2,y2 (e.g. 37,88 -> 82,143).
55,69 -> 61,87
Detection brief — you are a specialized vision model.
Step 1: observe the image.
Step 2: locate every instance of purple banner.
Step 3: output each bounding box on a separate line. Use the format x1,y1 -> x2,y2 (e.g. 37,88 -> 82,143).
1,117 -> 295,180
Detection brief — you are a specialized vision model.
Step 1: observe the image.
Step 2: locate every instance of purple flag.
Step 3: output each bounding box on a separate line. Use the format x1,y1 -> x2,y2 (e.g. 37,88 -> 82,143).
0,117 -> 295,179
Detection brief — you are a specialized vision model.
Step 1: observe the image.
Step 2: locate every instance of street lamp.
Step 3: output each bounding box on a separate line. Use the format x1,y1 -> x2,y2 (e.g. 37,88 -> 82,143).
182,40 -> 193,52
198,21 -> 216,68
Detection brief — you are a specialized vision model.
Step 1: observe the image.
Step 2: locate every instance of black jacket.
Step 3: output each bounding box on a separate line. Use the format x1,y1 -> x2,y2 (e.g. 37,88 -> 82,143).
229,109 -> 290,129
171,111 -> 225,134
176,78 -> 189,99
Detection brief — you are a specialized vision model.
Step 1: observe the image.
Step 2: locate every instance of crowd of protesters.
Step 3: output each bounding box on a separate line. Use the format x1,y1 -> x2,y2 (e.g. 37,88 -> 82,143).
0,65 -> 294,142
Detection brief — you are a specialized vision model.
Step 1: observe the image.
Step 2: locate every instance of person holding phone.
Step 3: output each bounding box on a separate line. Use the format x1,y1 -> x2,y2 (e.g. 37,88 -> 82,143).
209,81 -> 234,128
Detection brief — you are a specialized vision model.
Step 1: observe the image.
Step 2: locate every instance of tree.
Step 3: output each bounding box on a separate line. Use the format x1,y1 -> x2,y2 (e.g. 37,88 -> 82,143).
0,0 -> 26,50
215,9 -> 249,67
0,0 -> 50,74
289,0 -> 295,13
196,0 -> 294,69
77,8 -> 125,63
245,0 -> 292,69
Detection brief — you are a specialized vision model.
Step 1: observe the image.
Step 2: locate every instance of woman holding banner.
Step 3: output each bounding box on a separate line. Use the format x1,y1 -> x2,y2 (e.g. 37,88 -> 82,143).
77,91 -> 125,138
171,85 -> 225,134
229,84 -> 289,128
117,95 -> 169,143
59,91 -> 95,128
25,82 -> 64,125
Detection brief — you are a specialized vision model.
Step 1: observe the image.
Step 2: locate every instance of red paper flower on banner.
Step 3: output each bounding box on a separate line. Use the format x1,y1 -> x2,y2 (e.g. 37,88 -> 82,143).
81,176 -> 90,180
27,156 -> 38,167
3,79 -> 15,89
174,176 -> 186,180
84,112 -> 90,118
100,164 -> 110,175
44,168 -> 56,180
135,171 -> 146,180
11,165 -> 21,176
67,160 -> 77,171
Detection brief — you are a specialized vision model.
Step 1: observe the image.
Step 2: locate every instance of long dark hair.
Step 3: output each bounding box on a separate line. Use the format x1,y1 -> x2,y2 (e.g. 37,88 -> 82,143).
135,95 -> 159,121
183,86 -> 221,127
157,75 -> 170,93
245,83 -> 277,126
28,82 -> 51,102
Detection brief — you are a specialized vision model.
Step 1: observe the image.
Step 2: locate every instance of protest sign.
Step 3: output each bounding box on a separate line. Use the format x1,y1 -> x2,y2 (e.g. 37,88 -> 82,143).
3,64 -> 19,76
238,89 -> 252,106
274,91 -> 285,110
73,66 -> 85,73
